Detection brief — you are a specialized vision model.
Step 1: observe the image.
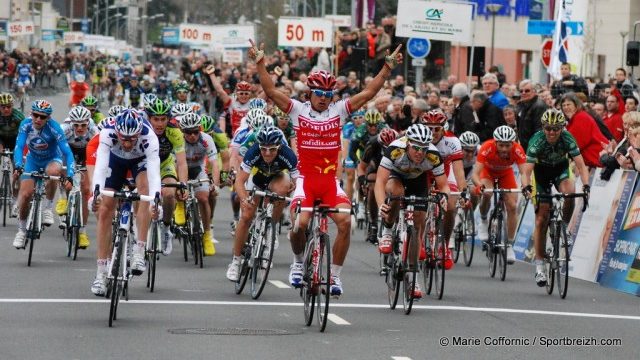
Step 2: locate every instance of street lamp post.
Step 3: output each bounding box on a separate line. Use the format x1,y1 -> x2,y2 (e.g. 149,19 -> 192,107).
486,3 -> 503,70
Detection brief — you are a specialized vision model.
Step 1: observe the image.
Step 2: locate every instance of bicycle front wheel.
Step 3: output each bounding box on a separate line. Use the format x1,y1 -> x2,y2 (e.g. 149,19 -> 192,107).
497,215 -> 507,282
402,226 -> 418,315
462,207 -> 475,266
1,171 -> 9,227
26,197 -> 40,267
434,215 -> 446,300
557,223 -> 570,299
146,221 -> 160,292
316,234 -> 331,332
487,215 -> 498,278
302,239 -> 316,325
234,242 -> 251,295
251,218 -> 276,300
545,225 -> 555,295
108,234 -> 125,327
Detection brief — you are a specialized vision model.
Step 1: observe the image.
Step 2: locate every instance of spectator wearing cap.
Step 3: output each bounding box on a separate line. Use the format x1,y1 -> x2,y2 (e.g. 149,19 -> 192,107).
515,79 -> 547,151
451,82 -> 474,136
481,73 -> 509,110
469,90 -> 505,142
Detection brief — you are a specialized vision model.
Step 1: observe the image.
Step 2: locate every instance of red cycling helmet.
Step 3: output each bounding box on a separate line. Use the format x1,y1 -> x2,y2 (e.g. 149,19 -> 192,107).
421,109 -> 448,126
377,128 -> 399,147
235,81 -> 252,92
306,70 -> 336,90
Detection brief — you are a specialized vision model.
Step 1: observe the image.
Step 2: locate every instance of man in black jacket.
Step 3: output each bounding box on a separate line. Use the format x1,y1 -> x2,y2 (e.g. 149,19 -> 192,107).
469,91 -> 505,142
451,82 -> 475,136
550,62 -> 588,97
516,79 -> 548,151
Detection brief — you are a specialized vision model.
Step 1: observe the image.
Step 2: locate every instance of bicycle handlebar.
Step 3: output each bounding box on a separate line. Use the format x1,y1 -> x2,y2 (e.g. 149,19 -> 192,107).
482,188 -> 522,194
99,189 -> 157,203
251,189 -> 293,203
292,199 -> 351,233
536,192 -> 589,212
23,171 -> 62,181
0,149 -> 13,156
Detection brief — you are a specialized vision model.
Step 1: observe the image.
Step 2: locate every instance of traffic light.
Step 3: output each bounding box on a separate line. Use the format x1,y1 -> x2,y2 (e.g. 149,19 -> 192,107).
627,41 -> 640,67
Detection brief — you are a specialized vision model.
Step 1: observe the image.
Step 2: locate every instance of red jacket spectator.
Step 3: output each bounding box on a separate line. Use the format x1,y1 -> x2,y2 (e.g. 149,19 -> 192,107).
602,88 -> 626,142
566,109 -> 608,167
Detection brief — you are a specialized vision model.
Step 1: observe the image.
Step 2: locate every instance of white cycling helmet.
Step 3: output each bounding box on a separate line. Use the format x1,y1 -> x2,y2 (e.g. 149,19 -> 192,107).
493,125 -> 517,142
252,113 -> 274,130
178,112 -> 201,130
171,102 -> 193,119
245,108 -> 267,129
405,123 -> 433,145
108,105 -> 127,117
459,131 -> 480,148
68,106 -> 92,123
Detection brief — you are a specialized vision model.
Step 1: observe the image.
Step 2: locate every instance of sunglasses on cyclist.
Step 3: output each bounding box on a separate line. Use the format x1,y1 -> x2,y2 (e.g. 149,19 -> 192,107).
73,123 -> 88,128
311,89 -> 334,98
176,90 -> 189,94
32,113 -> 48,120
183,129 -> 200,135
409,142 -> 429,152
427,126 -> 443,132
118,134 -> 139,142
462,147 -> 476,153
260,145 -> 280,153
543,125 -> 563,132
0,104 -> 12,109
236,91 -> 251,96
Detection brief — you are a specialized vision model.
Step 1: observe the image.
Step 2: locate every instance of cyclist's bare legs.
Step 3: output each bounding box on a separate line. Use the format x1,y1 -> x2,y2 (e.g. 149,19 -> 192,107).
44,161 -> 64,203
533,178 -> 574,261
329,204 -> 351,266
96,194 -> 116,259
234,198 -> 257,256
196,190 -> 211,231
135,172 -> 151,243
345,168 -> 355,202
478,178 -> 494,218
267,174 -> 291,222
161,177 -> 177,225
16,179 -> 35,220
504,192 -> 518,241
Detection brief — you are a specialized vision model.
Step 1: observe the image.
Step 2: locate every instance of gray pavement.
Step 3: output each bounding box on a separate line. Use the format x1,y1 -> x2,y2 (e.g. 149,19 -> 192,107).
0,94 -> 638,359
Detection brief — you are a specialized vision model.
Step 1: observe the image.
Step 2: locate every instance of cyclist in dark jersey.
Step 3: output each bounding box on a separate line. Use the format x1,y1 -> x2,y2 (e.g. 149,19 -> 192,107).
357,127 -> 398,244
0,93 -> 25,151
521,109 -> 591,288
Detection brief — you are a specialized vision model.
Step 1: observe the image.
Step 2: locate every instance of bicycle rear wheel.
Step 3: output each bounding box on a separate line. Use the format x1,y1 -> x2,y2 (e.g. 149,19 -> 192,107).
71,227 -> 80,260
497,215 -> 507,282
402,226 -> 418,315
387,238 -> 400,309
302,239 -> 316,325
316,234 -> 331,332
453,212 -> 462,264
192,203 -> 204,268
251,219 -> 276,300
462,208 -> 475,267
557,223 -> 570,299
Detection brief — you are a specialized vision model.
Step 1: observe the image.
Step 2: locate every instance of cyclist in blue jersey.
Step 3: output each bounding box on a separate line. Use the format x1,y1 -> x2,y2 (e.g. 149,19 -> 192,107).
12,100 -> 76,249
226,125 -> 298,281
15,58 -> 33,102
341,109 -> 364,206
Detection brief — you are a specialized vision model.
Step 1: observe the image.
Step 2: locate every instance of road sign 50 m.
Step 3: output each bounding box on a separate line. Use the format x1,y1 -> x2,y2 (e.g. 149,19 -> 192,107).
278,17 -> 334,48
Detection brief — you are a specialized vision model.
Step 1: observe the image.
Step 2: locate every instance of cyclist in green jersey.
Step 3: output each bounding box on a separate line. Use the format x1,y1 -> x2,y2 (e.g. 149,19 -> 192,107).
521,109 -> 591,287
0,93 -> 26,151
81,95 -> 106,125
272,106 -> 297,154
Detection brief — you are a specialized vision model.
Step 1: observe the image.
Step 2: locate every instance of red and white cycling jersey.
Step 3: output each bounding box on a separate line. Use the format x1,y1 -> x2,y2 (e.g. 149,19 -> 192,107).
286,98 -> 352,175
224,97 -> 250,134
432,135 -> 463,178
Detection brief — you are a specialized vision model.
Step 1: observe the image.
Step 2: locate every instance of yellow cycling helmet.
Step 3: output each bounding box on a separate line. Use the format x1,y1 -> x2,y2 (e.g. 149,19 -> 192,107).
541,109 -> 566,126
364,109 -> 383,125
272,106 -> 288,119
0,93 -> 14,105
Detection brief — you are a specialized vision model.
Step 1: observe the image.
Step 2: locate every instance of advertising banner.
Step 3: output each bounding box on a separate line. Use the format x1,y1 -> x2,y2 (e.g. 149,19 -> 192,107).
178,24 -> 254,48
570,169 -> 624,282
598,174 -> 640,296
395,0 -> 474,43
7,21 -> 35,37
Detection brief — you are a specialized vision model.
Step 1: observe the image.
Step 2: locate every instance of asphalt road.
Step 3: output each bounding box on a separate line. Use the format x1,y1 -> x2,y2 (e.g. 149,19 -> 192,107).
0,94 -> 638,359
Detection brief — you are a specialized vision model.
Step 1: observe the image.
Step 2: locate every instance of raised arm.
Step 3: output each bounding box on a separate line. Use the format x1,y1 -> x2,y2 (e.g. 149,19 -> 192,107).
247,40 -> 291,112
349,44 -> 403,111
204,65 -> 231,107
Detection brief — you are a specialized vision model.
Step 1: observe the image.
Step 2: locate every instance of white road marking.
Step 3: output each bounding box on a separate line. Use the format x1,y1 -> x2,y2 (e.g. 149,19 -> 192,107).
391,357 -> 412,360
0,299 -> 639,321
268,280 -> 291,289
327,313 -> 350,325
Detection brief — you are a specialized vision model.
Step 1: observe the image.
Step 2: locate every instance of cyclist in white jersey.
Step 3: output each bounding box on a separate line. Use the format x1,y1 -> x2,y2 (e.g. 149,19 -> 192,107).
89,109 -> 161,296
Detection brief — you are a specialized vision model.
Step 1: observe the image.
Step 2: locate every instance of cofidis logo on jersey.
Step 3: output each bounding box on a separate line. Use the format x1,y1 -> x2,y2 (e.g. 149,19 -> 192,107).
425,8 -> 444,21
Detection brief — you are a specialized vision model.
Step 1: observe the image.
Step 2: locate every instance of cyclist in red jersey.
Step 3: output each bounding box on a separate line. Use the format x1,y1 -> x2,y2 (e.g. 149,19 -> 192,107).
206,68 -> 253,135
472,126 -> 528,264
249,39 -> 403,296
